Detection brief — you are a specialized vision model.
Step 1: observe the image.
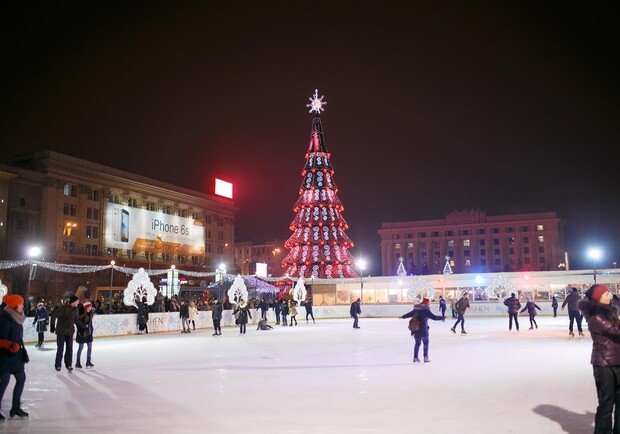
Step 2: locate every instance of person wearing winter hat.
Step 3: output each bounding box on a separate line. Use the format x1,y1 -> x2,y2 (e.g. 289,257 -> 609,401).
0,294 -> 29,419
32,302 -> 49,348
233,299 -> 252,335
579,284 -> 620,433
400,298 -> 445,363
50,295 -> 80,372
562,287 -> 584,337
75,301 -> 94,369
520,297 -> 542,330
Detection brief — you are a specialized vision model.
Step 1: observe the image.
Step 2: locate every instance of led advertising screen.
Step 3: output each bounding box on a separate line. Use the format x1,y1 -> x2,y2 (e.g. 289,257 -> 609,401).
215,178 -> 233,199
104,203 -> 205,256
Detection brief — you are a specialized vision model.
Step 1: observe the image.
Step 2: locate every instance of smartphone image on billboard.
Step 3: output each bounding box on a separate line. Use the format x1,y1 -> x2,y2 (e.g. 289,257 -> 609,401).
121,209 -> 130,243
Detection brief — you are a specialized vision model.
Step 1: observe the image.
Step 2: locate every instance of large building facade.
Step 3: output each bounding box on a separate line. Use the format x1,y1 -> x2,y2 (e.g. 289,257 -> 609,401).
378,209 -> 566,276
0,151 -> 236,299
235,239 -> 286,277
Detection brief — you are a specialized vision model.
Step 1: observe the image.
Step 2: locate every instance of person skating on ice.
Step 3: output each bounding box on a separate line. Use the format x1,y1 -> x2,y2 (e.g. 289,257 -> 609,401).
520,297 -> 542,330
211,297 -> 223,336
33,302 -> 49,348
438,296 -> 447,321
289,301 -> 298,326
551,296 -> 559,317
75,300 -> 95,368
451,293 -> 470,334
401,297 -> 444,363
563,287 -> 584,337
234,299 -> 252,335
350,298 -> 361,329
50,295 -> 79,372
503,293 -> 521,332
281,299 -> 289,326
304,297 -> 315,324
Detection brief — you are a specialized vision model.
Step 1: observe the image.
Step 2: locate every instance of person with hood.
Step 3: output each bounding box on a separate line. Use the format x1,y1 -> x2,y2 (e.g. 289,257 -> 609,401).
503,293 -> 522,332
137,297 -> 149,334
180,300 -> 190,333
289,301 -> 298,326
0,294 -> 29,420
304,298 -> 315,324
50,295 -> 79,372
400,298 -> 445,363
520,297 -> 542,330
211,297 -> 223,336
234,299 -> 252,335
75,301 -> 94,368
188,300 -> 198,331
33,302 -> 49,348
579,284 -> 620,433
451,293 -> 470,335
350,298 -> 361,329
563,287 -> 584,337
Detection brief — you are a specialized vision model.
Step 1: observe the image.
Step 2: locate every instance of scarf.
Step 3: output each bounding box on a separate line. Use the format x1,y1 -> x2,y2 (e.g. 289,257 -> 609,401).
3,306 -> 26,325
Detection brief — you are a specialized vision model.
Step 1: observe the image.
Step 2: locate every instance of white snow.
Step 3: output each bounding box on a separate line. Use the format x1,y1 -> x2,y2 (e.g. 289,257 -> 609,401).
2,316 -> 598,433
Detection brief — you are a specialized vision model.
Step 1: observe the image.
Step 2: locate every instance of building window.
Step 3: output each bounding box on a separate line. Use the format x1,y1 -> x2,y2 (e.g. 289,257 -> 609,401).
493,239 -> 500,245
461,230 -> 470,236
448,250 -> 454,257
432,231 -> 439,237
419,232 -> 426,238
481,259 -> 487,266
523,237 -> 529,244
218,232 -> 224,241
506,227 -> 514,233
538,246 -> 545,254
480,249 -> 486,256
93,190 -> 99,201
538,236 -> 544,243
463,240 -> 470,247
524,257 -> 530,264
419,242 -> 426,249
85,245 -> 91,255
70,205 -> 77,216
62,242 -> 68,252
394,243 -> 401,250
421,252 -> 427,259
407,242 -> 414,249
432,241 -> 439,248
445,230 -> 453,236
509,248 -> 515,255
464,250 -> 470,257
536,225 -> 544,231
539,257 -> 546,263
206,243 -> 211,253
478,228 -> 485,235
393,234 -> 400,239
92,227 -> 98,238
447,240 -> 454,247
87,208 -> 92,219
509,237 -> 515,245
405,233 -> 413,239
206,215 -> 212,225
493,228 -> 500,234
520,226 -> 528,232
494,249 -> 500,255
63,204 -> 70,215
206,229 -> 211,239
69,242 -> 75,253
93,209 -> 99,219
92,245 -> 97,255
464,260 -> 471,267
524,247 -> 530,254
479,239 -> 486,246
217,245 -> 223,254
63,184 -> 77,197
86,226 -> 92,237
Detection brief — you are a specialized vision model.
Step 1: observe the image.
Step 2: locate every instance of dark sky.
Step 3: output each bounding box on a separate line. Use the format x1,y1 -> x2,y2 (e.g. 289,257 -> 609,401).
1,2 -> 618,274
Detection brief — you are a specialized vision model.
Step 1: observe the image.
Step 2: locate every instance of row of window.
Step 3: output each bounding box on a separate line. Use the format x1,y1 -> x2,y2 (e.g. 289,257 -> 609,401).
393,225 -> 546,239
394,236 -> 544,250
398,245 -> 545,261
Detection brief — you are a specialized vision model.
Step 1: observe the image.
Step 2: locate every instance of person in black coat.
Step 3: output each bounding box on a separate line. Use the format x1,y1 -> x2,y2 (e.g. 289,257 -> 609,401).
438,296 -> 447,320
0,294 -> 29,419
350,298 -> 361,329
180,301 -> 190,333
520,297 -> 542,330
234,299 -> 252,335
50,295 -> 79,372
75,301 -> 94,368
273,299 -> 282,325
304,298 -> 315,324
211,297 -> 223,336
562,287 -> 584,337
33,302 -> 49,348
504,293 -> 522,332
281,299 -> 289,327
256,299 -> 269,321
400,298 -> 444,363
551,296 -> 559,317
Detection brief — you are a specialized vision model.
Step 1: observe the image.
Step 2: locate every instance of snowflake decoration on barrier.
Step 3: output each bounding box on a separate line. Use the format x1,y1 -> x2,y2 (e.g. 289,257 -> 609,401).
227,274 -> 248,304
0,280 -> 7,298
483,274 -> 517,300
306,89 -> 327,113
292,277 -> 307,304
406,276 -> 436,302
123,268 -> 158,308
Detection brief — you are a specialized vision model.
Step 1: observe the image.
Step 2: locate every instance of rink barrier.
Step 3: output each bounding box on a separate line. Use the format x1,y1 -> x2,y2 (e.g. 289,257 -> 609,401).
24,301 -> 563,343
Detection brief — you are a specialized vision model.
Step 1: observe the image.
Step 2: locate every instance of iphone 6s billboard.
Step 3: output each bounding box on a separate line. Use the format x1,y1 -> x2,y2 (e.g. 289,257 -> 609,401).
104,203 -> 205,256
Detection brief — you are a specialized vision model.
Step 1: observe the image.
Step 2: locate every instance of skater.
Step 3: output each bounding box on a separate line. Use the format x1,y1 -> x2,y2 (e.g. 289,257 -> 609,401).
504,293 -> 521,332
520,297 -> 542,329
451,293 -> 469,334
289,301 -> 298,326
450,296 -> 457,319
188,301 -> 198,331
50,295 -> 79,372
257,318 -> 273,330
400,298 -> 445,363
0,294 -> 29,420
281,299 -> 289,326
304,298 -> 315,323
579,284 -> 620,434
234,299 -> 251,335
274,298 -> 282,325
75,301 -> 94,368
33,302 -> 49,348
562,287 -> 584,337
257,299 -> 269,321
211,297 -> 223,336
551,296 -> 559,317
180,300 -> 190,333
438,296 -> 447,320
137,296 -> 149,334
350,298 -> 361,329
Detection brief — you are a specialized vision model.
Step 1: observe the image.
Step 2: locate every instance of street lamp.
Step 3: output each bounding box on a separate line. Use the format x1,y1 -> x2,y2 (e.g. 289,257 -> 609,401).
588,248 -> 602,284
218,263 -> 227,302
108,260 -> 115,313
26,246 -> 41,309
356,258 -> 367,304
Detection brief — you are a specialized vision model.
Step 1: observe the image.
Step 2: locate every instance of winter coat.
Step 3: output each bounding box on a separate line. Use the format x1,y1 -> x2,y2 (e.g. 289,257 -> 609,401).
504,296 -> 522,314
563,291 -> 582,311
450,298 -> 457,309
137,302 -> 149,326
281,303 -> 290,316
350,301 -> 361,317
75,310 -> 94,344
257,300 -> 268,312
455,297 -> 470,315
211,303 -> 223,321
304,301 -> 313,314
439,299 -> 446,310
579,299 -> 620,367
274,300 -> 283,314
235,306 -> 252,325
179,304 -> 189,319
188,306 -> 198,321
551,298 -> 558,308
33,306 -> 49,333
0,308 -> 26,374
402,305 -> 444,338
520,301 -> 542,316
51,302 -> 77,336
290,305 -> 298,316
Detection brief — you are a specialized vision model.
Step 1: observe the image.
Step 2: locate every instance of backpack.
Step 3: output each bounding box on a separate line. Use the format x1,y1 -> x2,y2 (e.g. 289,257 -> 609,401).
408,312 -> 420,332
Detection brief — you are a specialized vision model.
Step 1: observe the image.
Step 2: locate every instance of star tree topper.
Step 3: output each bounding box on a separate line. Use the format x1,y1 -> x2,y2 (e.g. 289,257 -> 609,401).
306,89 -> 327,113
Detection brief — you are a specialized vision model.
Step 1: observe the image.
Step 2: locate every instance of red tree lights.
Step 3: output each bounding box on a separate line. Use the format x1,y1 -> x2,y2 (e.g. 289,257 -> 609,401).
281,90 -> 357,278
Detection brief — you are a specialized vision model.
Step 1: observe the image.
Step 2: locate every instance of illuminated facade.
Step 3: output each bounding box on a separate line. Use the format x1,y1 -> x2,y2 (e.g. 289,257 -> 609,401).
235,239 -> 286,277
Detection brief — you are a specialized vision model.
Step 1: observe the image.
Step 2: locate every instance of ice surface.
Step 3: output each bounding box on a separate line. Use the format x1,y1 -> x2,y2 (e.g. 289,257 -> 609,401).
1,316 -> 598,433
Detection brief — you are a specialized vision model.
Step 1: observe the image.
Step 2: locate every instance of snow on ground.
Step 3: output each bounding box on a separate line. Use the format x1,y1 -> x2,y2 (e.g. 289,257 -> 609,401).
1,316 -> 598,434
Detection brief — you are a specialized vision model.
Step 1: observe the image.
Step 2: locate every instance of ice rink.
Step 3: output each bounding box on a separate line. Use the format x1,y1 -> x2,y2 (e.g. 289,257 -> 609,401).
2,315 -> 598,433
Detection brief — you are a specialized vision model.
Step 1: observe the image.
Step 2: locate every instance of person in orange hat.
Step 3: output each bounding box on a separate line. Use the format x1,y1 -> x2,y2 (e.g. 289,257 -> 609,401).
0,294 -> 29,419
400,297 -> 445,363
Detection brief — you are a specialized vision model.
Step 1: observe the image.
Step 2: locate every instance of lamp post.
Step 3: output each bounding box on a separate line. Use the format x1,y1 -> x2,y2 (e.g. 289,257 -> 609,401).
26,246 -> 41,309
108,260 -> 115,313
588,248 -> 602,284
356,259 -> 367,304
170,264 -> 176,298
218,263 -> 227,302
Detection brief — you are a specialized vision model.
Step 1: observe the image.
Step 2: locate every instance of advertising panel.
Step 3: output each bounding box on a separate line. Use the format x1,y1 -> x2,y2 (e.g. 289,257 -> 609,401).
104,203 -> 205,256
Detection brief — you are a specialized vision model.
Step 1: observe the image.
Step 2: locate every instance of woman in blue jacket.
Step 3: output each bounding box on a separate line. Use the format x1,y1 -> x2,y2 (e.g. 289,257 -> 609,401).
33,302 -> 49,348
400,298 -> 444,363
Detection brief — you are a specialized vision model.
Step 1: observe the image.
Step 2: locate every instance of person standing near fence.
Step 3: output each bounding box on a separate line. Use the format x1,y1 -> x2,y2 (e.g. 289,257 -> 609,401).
180,300 -> 190,334
75,301 -> 94,368
281,300 -> 289,327
289,301 -> 298,326
33,302 -> 48,348
274,298 -> 282,325
551,296 -> 559,317
438,296 -> 447,321
188,301 -> 198,331
562,287 -> 584,337
211,297 -> 222,336
304,298 -> 315,324
50,295 -> 79,372
234,299 -> 251,335
450,296 -> 457,319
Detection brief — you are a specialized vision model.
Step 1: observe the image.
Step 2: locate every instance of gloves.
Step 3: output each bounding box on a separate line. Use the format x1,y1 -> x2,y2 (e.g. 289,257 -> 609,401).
9,343 -> 20,353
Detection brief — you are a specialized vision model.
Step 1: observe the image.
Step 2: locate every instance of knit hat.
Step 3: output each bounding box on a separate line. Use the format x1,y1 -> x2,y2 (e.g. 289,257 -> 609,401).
68,295 -> 79,304
83,300 -> 92,308
3,294 -> 24,309
586,284 -> 609,302
421,298 -> 430,306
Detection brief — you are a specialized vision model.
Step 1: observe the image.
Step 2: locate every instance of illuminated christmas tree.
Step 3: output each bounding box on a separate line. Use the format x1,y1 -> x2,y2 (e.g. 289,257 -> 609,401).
282,90 -> 357,279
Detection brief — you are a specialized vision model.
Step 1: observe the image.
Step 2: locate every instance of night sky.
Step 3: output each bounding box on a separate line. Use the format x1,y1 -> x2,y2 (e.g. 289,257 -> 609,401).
2,3 -> 618,274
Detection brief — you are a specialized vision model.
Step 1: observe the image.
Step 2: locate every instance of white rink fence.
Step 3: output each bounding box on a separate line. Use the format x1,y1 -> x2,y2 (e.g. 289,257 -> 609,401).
26,301 -> 567,343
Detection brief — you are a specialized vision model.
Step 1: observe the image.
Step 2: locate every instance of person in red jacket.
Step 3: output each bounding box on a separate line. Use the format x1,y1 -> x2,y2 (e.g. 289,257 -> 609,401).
579,284 -> 620,434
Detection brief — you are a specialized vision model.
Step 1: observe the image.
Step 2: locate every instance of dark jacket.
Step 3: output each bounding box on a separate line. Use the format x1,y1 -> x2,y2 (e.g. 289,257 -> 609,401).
76,310 -> 94,344
455,297 -> 470,315
257,300 -> 268,312
439,299 -> 446,310
274,299 -> 283,314
350,301 -> 361,317
211,303 -> 223,320
563,291 -> 582,311
402,305 -> 443,337
51,302 -> 77,336
520,301 -> 542,316
551,298 -> 558,308
33,306 -> 49,333
304,300 -> 313,313
503,296 -> 521,314
180,304 -> 189,319
234,305 -> 252,324
579,299 -> 620,367
281,302 -> 289,316
0,309 -> 26,373
137,302 -> 149,326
